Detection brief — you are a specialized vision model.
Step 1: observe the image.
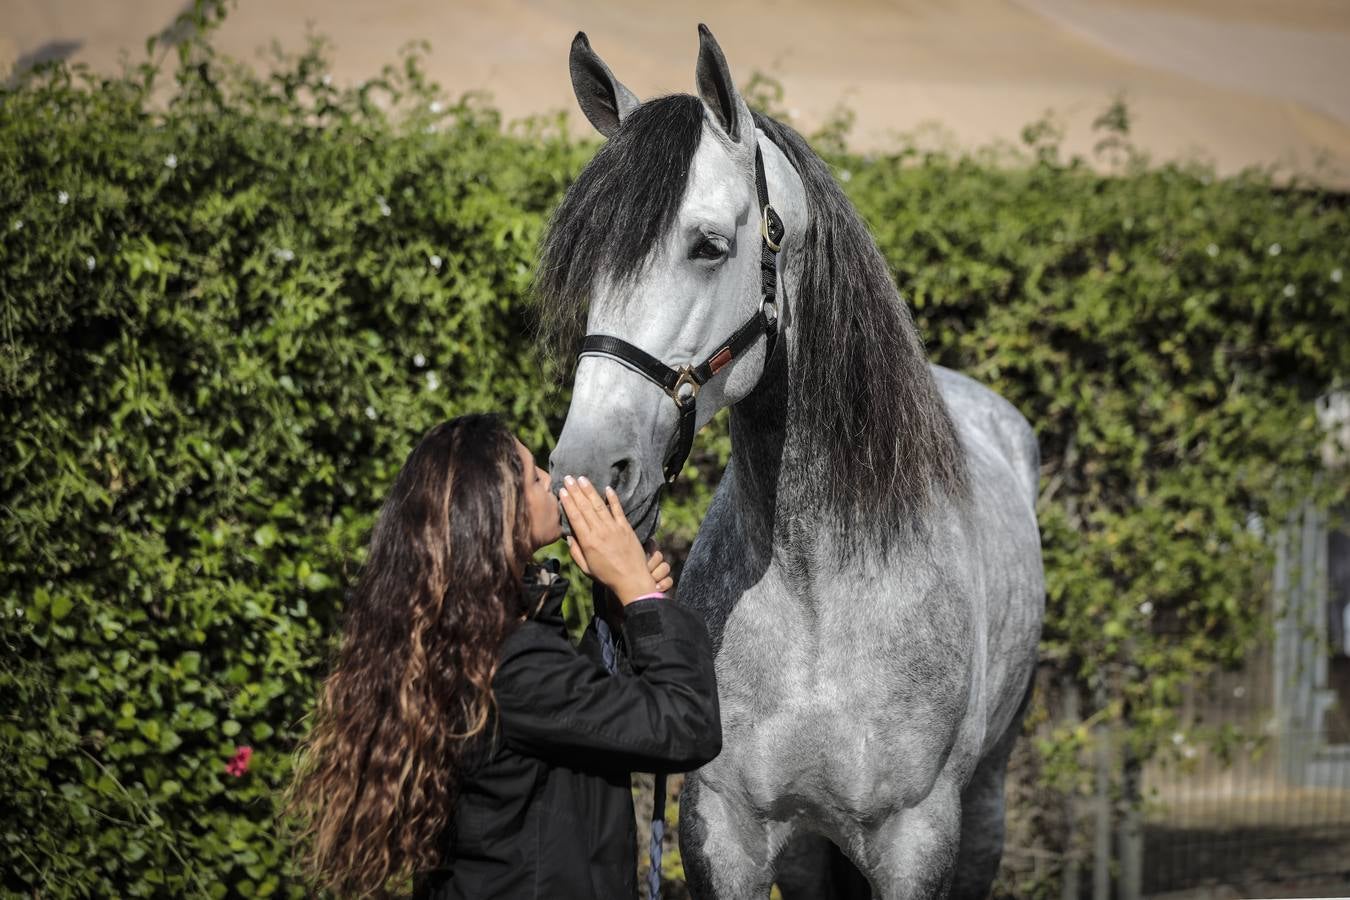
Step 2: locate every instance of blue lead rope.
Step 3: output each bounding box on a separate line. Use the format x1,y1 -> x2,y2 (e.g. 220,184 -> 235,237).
594,597 -> 666,900
647,805 -> 666,900
595,616 -> 619,675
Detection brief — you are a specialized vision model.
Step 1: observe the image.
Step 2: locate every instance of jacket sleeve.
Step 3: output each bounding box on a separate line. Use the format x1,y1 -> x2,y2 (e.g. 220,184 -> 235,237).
492,597 -> 722,772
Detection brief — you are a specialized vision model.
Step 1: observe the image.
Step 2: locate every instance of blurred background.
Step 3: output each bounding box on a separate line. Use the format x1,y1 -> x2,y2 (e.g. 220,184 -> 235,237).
6,0 -> 1350,181
2,2 -> 1348,899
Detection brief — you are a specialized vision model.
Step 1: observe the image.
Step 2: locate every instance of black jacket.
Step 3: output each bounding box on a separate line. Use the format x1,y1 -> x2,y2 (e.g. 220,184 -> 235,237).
416,563 -> 721,899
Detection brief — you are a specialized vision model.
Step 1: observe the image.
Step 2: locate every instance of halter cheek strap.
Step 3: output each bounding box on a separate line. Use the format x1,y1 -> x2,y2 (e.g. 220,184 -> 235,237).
577,144 -> 786,485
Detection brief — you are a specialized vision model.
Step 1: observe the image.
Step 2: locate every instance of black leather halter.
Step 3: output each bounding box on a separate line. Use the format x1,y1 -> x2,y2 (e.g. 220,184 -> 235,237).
577,144 -> 786,486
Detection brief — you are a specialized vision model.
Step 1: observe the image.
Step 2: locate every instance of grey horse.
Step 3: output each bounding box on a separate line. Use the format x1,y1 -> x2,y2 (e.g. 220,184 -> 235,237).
540,26 -> 1044,900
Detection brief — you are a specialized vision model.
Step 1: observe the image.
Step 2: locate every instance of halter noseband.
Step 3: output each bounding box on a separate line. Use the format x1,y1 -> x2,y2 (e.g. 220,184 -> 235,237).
577,144 -> 786,486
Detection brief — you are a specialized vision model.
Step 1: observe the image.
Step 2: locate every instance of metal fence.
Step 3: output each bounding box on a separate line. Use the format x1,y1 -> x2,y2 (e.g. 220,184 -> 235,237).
1142,674 -> 1350,893
1128,502 -> 1350,896
1009,501 -> 1350,899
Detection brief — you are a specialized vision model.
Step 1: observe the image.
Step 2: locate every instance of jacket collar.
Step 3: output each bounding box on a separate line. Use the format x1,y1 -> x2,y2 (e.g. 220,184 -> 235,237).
522,558 -> 569,627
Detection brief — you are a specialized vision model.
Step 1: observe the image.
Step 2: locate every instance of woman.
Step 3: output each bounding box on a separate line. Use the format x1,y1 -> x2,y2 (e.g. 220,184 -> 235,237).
285,413 -> 721,899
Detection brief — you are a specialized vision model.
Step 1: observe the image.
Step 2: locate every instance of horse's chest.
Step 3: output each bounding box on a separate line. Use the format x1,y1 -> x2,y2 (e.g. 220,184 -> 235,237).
696,564 -> 976,812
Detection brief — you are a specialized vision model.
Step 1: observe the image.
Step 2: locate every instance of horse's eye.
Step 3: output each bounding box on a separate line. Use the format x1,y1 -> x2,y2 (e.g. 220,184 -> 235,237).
690,236 -> 728,261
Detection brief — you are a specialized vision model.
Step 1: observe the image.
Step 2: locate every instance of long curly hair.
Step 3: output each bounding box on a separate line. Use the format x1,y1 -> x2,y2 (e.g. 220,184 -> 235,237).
284,414 -> 533,897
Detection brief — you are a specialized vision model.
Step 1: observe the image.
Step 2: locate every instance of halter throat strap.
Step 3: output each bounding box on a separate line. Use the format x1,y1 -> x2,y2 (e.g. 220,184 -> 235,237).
577,144 -> 786,485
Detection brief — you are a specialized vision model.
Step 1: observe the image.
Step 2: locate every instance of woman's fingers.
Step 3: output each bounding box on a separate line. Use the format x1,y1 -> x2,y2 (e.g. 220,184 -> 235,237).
566,535 -> 591,575
566,477 -> 633,535
604,485 -> 626,522
558,483 -> 595,539
574,477 -> 630,543
573,477 -> 611,522
559,475 -> 659,603
645,546 -> 673,593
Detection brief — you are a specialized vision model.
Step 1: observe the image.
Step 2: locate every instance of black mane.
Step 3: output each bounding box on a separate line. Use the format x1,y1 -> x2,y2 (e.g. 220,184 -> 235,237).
753,112 -> 969,533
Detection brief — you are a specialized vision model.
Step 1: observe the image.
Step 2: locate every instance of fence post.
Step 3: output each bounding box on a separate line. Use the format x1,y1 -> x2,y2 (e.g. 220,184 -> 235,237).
1061,678 -> 1081,900
1273,515 -> 1298,781
1117,644 -> 1143,900
1118,737 -> 1142,900
1093,682 -> 1112,900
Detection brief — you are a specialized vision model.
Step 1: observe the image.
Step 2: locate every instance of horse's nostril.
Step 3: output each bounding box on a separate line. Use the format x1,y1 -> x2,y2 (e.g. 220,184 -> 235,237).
609,458 -> 632,495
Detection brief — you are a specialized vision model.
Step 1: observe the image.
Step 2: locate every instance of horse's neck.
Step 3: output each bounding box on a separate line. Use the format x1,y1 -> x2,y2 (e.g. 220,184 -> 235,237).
726,366 -> 784,534
725,328 -> 817,558
723,300 -> 931,569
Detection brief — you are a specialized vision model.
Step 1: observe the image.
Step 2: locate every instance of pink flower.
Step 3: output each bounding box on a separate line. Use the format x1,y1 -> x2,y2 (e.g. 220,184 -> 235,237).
225,745 -> 253,777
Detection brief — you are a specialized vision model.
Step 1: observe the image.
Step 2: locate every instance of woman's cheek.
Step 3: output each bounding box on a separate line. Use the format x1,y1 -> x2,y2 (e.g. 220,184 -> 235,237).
548,499 -> 564,542
537,495 -> 563,545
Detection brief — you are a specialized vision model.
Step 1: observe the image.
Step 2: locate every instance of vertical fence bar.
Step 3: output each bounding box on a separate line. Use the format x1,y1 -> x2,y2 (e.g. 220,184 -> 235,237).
1062,678 -> 1082,900
1118,731 -> 1142,899
1273,517 -> 1295,782
1093,700 -> 1112,900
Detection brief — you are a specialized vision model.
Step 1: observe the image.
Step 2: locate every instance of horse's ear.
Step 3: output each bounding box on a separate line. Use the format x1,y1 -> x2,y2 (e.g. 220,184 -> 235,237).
569,32 -> 640,138
694,24 -> 751,147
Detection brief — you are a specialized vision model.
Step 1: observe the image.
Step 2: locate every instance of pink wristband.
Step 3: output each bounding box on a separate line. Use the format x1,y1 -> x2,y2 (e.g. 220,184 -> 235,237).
631,592 -> 667,603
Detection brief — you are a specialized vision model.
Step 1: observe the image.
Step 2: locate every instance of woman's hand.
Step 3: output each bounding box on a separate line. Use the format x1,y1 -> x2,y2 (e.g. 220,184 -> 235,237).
645,542 -> 673,594
559,476 -> 660,605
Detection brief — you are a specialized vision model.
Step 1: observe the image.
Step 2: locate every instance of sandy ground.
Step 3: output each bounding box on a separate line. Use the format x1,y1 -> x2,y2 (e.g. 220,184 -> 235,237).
4,0 -> 1350,182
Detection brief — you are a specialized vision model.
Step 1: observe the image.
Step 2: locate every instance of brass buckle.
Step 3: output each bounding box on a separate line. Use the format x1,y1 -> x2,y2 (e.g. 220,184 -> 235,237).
669,366 -> 700,408
760,204 -> 783,252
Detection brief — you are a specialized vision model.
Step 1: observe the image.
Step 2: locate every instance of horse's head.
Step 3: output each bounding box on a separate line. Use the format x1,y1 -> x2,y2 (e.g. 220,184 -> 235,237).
540,26 -> 805,540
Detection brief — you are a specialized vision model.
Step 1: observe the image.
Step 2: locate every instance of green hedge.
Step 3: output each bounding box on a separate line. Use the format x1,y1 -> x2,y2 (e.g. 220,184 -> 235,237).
0,24 -> 590,897
2,11 -> 1347,898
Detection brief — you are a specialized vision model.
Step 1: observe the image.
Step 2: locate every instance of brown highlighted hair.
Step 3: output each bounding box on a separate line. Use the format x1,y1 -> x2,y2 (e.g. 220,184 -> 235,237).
284,414 -> 532,897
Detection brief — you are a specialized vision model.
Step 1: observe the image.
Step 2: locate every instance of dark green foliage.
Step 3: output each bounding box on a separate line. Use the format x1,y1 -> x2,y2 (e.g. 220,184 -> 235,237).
0,23 -> 588,898
2,11 -> 1347,898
